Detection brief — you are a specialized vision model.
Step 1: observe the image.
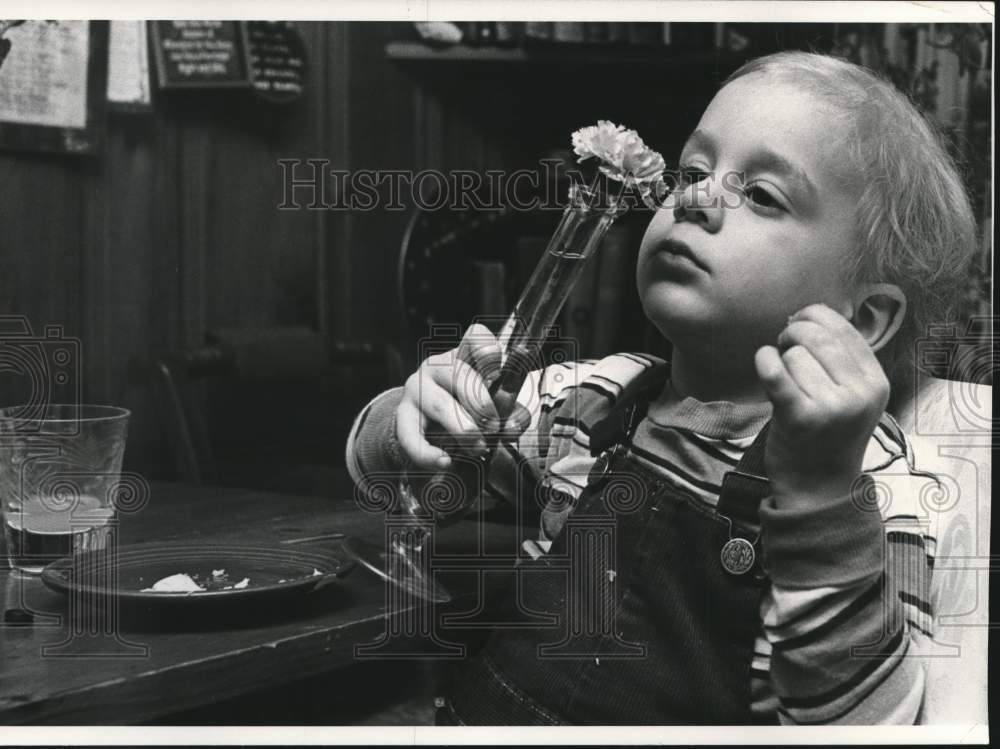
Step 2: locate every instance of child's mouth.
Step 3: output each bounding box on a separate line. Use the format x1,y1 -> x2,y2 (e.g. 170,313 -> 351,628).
657,239 -> 709,272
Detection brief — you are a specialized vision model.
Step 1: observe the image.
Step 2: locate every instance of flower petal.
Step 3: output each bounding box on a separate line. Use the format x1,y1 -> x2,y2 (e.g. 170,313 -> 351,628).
571,120 -> 665,187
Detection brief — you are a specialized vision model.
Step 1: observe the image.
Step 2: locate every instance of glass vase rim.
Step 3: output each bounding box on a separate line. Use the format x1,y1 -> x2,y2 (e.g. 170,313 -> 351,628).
0,404 -> 131,426
567,181 -> 630,215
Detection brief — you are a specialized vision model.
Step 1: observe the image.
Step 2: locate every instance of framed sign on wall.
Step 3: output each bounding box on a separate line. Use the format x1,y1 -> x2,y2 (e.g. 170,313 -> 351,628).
0,20 -> 109,155
151,20 -> 253,90
247,21 -> 307,104
107,20 -> 152,112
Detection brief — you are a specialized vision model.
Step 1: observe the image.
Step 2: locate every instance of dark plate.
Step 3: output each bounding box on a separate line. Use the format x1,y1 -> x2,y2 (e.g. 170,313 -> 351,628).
40,542 -> 356,610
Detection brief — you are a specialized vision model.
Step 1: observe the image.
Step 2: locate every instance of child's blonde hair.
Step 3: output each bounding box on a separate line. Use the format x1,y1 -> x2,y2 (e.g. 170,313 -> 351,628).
725,51 -> 980,386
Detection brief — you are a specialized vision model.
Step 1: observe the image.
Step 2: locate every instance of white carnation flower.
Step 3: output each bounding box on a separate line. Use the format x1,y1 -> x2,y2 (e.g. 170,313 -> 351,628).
571,120 -> 665,189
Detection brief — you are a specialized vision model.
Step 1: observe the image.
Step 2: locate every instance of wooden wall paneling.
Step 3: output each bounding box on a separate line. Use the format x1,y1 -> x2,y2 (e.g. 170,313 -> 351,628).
143,112 -> 184,360
413,74 -> 442,172
1,157 -> 86,329
147,101 -> 185,364
82,137 -> 110,407
1,22 -> 345,477
340,23 -> 417,352
102,119 -> 160,401
202,120 -> 266,330
105,116 -> 178,476
0,152 -> 88,410
322,21 -> 352,344
158,87 -> 323,335
266,95 -> 329,331
241,106 -> 323,329
302,22 -> 330,342
113,97 -> 188,478
177,114 -> 210,345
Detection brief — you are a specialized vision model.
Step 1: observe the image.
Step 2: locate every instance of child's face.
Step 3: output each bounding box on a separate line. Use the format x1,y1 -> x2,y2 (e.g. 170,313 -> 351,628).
637,73 -> 859,354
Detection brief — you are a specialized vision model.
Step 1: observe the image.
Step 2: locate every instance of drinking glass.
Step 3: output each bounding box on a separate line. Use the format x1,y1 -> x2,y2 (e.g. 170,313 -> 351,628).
0,404 -> 130,574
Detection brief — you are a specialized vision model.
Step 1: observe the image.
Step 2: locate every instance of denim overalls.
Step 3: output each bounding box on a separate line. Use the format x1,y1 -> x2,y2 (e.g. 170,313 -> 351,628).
441,363 -> 778,725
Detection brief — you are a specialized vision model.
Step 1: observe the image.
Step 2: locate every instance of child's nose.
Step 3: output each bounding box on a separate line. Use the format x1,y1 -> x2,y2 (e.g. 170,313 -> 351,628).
672,179 -> 723,233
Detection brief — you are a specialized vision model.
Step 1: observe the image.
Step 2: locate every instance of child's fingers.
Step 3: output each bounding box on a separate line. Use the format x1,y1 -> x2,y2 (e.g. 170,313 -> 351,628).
456,323 -> 503,388
785,304 -> 887,384
755,345 -> 805,412
499,402 -> 532,442
777,320 -> 855,386
412,376 -> 485,455
789,302 -> 856,334
395,399 -> 451,470
779,345 -> 831,400
789,304 -> 874,362
428,356 -> 500,426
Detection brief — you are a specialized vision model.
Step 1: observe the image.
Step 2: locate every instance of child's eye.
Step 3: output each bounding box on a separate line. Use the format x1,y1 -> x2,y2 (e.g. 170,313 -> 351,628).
678,166 -> 710,185
744,183 -> 784,213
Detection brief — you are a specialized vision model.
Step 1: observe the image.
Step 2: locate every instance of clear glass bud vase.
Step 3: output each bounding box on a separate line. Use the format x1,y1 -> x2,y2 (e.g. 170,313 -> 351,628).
365,180 -> 631,604
491,182 -> 630,418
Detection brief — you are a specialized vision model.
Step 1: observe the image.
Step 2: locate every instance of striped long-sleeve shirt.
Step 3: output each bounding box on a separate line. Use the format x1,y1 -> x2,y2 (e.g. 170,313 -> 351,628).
345,351 -> 964,725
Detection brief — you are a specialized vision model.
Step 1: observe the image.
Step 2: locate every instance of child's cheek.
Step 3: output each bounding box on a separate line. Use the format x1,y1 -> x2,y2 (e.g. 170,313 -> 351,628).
636,211 -> 672,260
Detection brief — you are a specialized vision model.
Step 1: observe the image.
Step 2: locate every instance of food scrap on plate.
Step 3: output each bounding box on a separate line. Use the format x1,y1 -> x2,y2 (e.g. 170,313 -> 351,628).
140,569 -> 251,593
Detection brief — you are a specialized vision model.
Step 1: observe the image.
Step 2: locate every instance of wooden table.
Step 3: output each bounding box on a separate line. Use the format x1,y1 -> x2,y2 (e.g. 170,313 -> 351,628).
0,482 -> 523,725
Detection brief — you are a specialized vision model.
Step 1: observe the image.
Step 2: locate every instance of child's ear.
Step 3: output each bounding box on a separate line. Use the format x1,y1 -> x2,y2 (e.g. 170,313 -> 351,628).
850,283 -> 908,353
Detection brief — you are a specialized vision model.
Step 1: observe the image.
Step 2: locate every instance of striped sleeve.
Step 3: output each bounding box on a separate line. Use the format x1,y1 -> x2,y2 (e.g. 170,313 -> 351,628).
345,352 -> 660,545
343,355 -> 635,506
759,415 -> 935,725
344,386 -> 405,485
532,353 -> 662,545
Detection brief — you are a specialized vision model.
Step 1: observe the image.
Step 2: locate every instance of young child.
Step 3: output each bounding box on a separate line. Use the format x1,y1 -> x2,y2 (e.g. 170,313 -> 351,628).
346,52 -> 982,725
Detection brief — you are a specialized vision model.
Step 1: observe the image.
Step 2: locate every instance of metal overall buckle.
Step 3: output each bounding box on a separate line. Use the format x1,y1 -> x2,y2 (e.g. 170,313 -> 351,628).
719,516 -> 759,576
717,470 -> 769,576
593,441 -> 626,479
590,401 -> 639,483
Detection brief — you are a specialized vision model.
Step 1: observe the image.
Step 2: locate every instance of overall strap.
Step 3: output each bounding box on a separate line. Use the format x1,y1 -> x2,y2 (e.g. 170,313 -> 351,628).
588,361 -> 672,457
586,358 -> 773,532
716,421 -> 772,531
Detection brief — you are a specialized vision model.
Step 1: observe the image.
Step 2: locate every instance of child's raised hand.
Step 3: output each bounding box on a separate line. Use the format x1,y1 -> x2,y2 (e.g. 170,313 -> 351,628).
754,303 -> 890,509
395,323 -> 532,471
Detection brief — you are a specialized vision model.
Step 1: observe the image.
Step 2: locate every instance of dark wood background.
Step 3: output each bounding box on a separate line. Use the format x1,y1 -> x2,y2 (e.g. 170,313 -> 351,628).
1,21 -> 990,486
1,24 -> 411,480
0,23 -> 728,481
